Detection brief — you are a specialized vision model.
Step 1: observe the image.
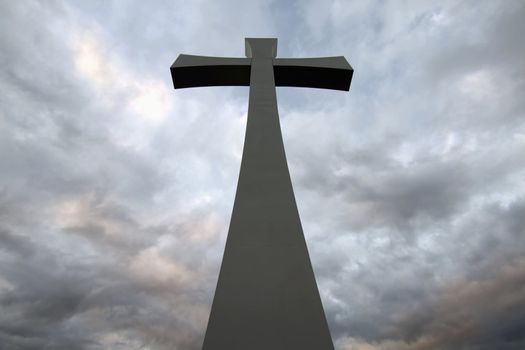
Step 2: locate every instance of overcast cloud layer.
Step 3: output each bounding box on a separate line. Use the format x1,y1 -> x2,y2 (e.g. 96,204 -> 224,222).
1,1 -> 525,349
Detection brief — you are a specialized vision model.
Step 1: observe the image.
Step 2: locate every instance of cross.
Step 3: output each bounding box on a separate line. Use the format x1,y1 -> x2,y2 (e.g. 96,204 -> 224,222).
171,38 -> 352,350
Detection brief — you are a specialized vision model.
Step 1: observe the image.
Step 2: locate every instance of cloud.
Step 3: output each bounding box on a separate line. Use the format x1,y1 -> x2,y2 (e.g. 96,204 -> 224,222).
1,0 -> 524,349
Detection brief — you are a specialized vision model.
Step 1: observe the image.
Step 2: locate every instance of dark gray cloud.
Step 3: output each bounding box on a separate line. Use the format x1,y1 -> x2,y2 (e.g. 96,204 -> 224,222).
326,196 -> 525,349
1,1 -> 524,349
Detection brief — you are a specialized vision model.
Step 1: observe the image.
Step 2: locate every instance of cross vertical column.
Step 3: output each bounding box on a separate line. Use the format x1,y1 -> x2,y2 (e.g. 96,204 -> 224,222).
201,39 -> 334,350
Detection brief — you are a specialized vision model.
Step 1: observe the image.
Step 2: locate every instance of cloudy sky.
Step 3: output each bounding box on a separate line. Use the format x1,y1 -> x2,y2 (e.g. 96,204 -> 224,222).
1,1 -> 525,349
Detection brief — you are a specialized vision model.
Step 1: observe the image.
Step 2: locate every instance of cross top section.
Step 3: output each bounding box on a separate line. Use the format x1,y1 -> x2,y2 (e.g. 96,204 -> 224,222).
245,38 -> 277,58
171,37 -> 353,91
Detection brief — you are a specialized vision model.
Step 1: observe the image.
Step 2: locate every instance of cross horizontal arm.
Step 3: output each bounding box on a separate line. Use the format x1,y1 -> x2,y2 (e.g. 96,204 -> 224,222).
273,56 -> 353,91
171,54 -> 251,89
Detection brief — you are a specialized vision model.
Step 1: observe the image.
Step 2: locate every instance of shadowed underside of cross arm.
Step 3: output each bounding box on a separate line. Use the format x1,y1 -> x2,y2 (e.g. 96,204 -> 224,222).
273,56 -> 353,91
171,54 -> 353,91
170,54 -> 252,88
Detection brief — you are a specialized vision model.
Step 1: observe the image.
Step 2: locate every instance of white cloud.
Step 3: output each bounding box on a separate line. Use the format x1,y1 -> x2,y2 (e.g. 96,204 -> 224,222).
72,30 -> 174,151
130,246 -> 194,284
457,69 -> 494,101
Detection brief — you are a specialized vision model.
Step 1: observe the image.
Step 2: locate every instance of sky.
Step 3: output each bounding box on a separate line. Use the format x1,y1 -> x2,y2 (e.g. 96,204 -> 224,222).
1,0 -> 525,349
